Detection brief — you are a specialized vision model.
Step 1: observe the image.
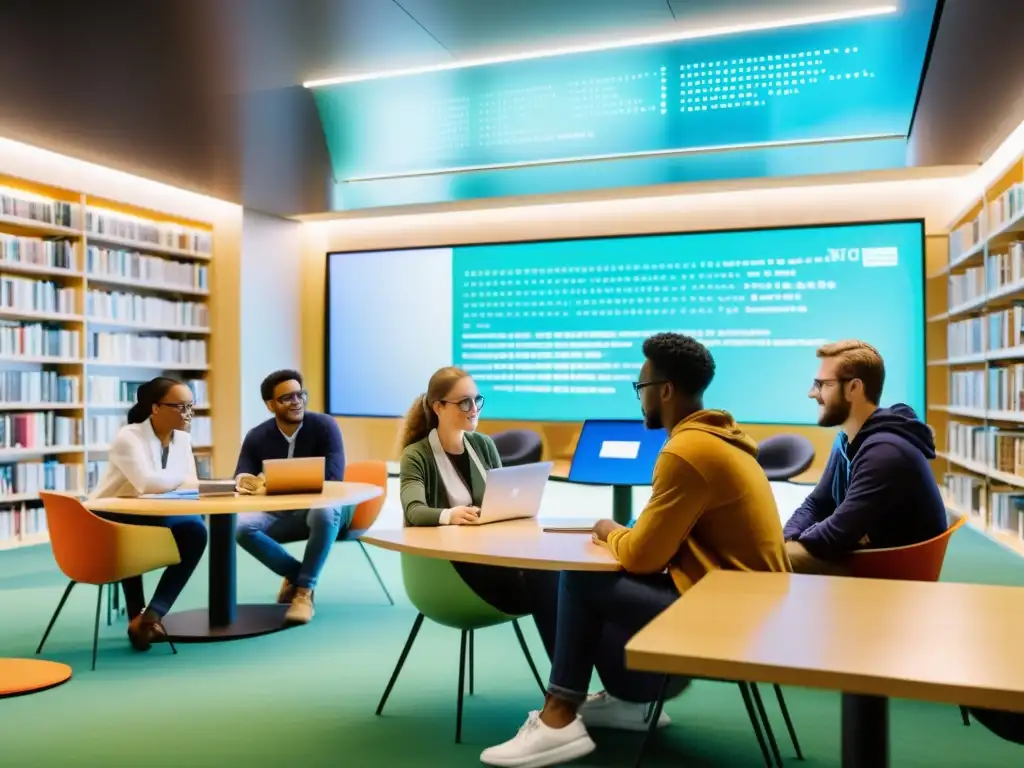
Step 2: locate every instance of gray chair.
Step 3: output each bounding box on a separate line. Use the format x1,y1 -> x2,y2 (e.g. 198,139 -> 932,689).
757,434 -> 815,482
490,429 -> 543,466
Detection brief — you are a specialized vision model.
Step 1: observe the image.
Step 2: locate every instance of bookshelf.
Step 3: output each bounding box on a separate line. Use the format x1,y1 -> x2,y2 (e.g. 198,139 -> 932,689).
0,175 -> 216,552
929,150 -> 1024,557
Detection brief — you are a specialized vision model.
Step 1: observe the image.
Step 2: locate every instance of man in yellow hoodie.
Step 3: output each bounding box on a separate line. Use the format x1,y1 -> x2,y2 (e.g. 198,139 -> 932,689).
481,332 -> 790,768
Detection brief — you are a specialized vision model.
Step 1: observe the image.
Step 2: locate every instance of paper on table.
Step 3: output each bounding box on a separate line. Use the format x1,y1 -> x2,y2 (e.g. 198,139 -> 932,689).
140,489 -> 200,499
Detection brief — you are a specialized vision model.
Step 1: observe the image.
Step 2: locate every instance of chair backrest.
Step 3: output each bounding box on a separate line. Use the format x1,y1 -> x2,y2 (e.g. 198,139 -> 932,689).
39,492 -> 124,584
401,553 -> 517,630
847,514 -> 967,582
491,429 -> 543,466
757,433 -> 816,481
346,460 -> 388,533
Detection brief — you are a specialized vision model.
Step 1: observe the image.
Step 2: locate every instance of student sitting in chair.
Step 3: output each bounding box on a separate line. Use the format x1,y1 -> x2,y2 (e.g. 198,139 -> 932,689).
90,376 -> 208,650
234,369 -> 349,625
783,340 -> 948,575
399,366 -> 559,659
480,333 -> 791,768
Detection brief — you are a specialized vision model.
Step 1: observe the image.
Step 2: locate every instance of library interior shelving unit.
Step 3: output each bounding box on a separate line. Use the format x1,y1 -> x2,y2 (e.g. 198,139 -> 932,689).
930,152 -> 1024,557
0,173 -> 214,552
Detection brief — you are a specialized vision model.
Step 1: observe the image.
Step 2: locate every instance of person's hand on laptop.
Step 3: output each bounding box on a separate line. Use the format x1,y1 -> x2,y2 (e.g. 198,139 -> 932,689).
236,472 -> 265,495
449,505 -> 481,525
592,519 -> 624,543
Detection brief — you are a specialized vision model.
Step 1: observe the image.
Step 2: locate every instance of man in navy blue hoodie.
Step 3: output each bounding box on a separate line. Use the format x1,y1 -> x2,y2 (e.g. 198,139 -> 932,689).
783,340 -> 947,574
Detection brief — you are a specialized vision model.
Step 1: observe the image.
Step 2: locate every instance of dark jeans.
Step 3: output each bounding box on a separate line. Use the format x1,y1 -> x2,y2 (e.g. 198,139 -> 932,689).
548,570 -> 684,705
454,561 -> 559,660
100,513 -> 208,618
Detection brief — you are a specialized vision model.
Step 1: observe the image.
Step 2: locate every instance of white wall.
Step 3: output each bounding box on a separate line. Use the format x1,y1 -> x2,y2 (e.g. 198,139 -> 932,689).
241,209 -> 303,432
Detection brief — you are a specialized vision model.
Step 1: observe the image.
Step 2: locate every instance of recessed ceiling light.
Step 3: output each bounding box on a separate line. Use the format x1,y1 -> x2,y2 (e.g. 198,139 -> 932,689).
303,5 -> 897,88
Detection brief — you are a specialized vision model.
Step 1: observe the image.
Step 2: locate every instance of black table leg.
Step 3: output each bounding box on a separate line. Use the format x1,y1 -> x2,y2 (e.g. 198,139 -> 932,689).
161,513 -> 291,642
842,693 -> 888,768
612,485 -> 633,526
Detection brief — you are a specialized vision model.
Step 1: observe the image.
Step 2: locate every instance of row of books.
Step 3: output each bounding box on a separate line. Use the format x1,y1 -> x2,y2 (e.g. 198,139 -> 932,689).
87,376 -> 207,405
85,415 -> 211,445
0,235 -> 76,271
986,306 -> 1024,351
987,364 -> 1024,412
0,412 -> 81,450
0,460 -> 81,497
946,422 -> 1024,473
946,309 -> 1024,357
990,183 -> 1024,233
0,189 -> 74,228
948,316 -> 985,357
86,334 -> 207,367
0,370 -> 79,405
0,322 -> 79,359
944,472 -> 1024,540
985,243 -> 1024,292
949,266 -> 985,307
950,370 -> 986,410
85,291 -> 209,328
85,209 -> 212,255
86,246 -> 209,291
0,276 -> 77,316
950,214 -> 984,261
0,505 -> 47,545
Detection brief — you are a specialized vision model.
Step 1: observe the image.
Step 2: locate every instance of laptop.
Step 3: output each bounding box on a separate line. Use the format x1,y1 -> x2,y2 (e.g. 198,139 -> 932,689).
477,461 -> 553,524
263,457 -> 325,495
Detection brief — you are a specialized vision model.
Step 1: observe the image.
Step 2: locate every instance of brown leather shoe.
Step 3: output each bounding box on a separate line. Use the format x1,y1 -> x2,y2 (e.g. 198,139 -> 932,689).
277,578 -> 296,604
127,613 -> 160,651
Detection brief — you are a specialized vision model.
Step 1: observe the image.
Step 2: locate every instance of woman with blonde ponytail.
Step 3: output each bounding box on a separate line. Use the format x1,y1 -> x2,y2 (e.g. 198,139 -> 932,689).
398,366 -> 558,659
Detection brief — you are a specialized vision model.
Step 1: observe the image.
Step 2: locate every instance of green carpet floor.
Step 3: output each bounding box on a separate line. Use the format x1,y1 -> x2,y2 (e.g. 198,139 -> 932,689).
1,527 -> 1023,767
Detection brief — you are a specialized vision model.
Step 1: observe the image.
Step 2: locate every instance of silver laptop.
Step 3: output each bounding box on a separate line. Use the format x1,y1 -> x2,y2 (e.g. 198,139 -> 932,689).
263,457 -> 325,495
478,462 -> 553,524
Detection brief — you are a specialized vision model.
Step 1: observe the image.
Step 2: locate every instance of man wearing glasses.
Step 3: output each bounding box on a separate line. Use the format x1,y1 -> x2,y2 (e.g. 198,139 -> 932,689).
234,369 -> 347,624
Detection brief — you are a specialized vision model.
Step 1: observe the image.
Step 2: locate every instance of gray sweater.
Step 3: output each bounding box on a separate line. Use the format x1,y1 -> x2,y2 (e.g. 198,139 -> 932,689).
399,431 -> 501,526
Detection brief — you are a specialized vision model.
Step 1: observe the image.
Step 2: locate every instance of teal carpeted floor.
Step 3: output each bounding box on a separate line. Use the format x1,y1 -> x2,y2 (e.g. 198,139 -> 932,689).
2,526 -> 1023,767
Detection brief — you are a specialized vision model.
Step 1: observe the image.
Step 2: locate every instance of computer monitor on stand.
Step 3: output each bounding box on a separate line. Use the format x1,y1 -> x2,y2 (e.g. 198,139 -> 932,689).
567,419 -> 667,525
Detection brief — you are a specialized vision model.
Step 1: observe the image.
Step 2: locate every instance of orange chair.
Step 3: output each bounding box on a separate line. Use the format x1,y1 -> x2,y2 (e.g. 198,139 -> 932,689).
274,460 -> 392,603
847,513 -> 968,724
35,492 -> 182,670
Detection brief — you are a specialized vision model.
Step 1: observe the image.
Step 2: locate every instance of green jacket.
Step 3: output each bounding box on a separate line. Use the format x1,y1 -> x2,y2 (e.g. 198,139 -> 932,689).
400,431 -> 501,526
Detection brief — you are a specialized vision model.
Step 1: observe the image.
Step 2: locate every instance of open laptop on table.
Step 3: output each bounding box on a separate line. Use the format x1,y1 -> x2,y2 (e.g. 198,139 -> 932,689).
262,457 -> 325,495
477,461 -> 553,524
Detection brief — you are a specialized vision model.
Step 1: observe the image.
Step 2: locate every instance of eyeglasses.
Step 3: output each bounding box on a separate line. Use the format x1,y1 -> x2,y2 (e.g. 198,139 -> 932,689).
276,390 -> 309,406
811,378 -> 850,392
157,402 -> 194,415
442,395 -> 485,413
632,380 -> 667,399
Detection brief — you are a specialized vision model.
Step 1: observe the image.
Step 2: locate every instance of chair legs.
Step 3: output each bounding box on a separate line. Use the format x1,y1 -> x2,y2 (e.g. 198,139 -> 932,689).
36,580 -> 76,655
634,676 -> 670,768
357,540 -> 394,605
468,630 -> 475,695
738,682 -> 775,768
457,630 -> 469,743
960,705 -> 971,726
511,618 -> 546,694
92,586 -> 103,671
376,612 -> 425,716
773,684 -> 804,758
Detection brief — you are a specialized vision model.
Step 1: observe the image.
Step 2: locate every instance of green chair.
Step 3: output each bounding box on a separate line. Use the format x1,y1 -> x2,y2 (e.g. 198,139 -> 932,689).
375,554 -> 546,743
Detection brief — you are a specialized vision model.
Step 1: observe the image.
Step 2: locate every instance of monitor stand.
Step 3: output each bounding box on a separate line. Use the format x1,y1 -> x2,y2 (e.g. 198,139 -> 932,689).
611,485 -> 633,526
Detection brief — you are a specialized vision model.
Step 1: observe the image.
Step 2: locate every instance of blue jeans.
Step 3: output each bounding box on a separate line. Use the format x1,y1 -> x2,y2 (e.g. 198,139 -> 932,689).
548,570 -> 684,705
234,507 -> 348,589
99,513 -> 208,618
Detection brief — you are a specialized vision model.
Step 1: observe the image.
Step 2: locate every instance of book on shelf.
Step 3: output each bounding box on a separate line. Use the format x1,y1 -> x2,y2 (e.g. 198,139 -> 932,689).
87,376 -> 208,405
989,488 -> 1024,539
944,472 -> 985,515
85,291 -> 209,327
0,235 -> 76,271
947,316 -> 985,357
949,266 -> 985,306
988,363 -> 1024,412
950,216 -> 983,260
86,332 -> 207,367
987,305 -> 1024,350
0,321 -> 79,359
0,460 -> 81,497
951,369 -> 986,410
0,369 -> 79,405
989,183 -> 1024,233
947,423 -> 1024,472
0,412 -> 82,450
985,242 -> 1024,290
0,275 -> 77,316
0,189 -> 74,228
86,246 -> 208,291
85,208 -> 212,255
0,504 -> 48,546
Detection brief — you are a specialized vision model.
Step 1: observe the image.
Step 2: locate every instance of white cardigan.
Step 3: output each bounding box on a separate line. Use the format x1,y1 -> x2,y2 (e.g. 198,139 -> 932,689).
89,419 -> 199,499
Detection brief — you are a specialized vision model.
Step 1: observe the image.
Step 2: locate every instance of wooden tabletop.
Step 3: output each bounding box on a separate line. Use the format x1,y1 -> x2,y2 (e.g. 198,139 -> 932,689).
86,481 -> 382,517
361,518 -> 620,572
625,570 -> 1024,711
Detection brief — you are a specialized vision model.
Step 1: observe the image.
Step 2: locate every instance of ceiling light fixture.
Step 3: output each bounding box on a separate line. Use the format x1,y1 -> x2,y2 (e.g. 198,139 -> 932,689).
303,5 -> 897,88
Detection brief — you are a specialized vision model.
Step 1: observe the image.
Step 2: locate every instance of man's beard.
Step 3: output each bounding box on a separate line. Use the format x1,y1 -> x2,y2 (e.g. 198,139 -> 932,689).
817,397 -> 851,428
643,406 -> 663,430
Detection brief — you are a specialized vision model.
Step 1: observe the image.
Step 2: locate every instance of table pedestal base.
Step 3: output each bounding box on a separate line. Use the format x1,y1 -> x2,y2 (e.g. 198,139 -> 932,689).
0,658 -> 72,698
162,604 -> 291,642
842,693 -> 888,767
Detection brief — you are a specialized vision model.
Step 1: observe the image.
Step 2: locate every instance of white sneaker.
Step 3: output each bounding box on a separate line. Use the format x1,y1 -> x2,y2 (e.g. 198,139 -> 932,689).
579,692 -> 671,732
480,710 -> 596,768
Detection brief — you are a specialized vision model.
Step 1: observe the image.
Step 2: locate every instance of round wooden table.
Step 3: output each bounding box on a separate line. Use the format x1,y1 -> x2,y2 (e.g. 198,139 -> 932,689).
86,481 -> 382,642
0,658 -> 71,698
360,517 -> 620,571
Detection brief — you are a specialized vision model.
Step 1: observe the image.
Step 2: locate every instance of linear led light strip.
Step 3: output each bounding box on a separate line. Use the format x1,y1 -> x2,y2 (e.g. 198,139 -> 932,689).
303,5 -> 897,88
340,132 -> 905,183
